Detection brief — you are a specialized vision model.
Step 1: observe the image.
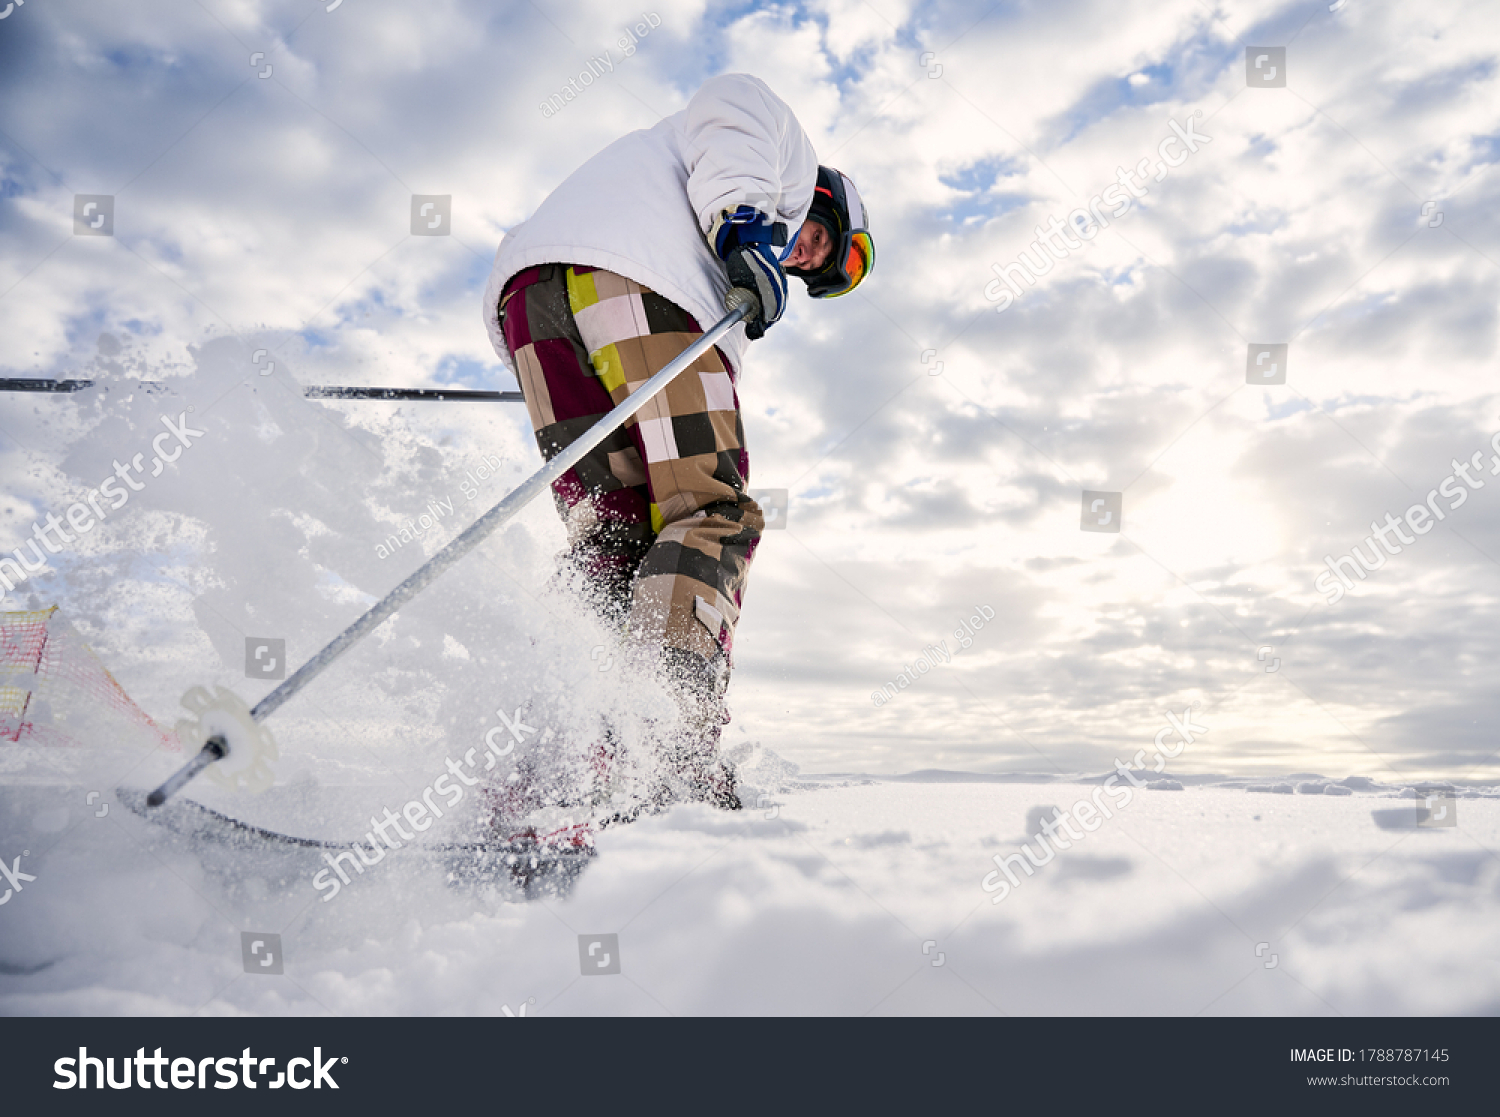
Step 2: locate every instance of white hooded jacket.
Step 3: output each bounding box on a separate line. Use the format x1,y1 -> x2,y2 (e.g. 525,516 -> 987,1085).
482,73 -> 818,379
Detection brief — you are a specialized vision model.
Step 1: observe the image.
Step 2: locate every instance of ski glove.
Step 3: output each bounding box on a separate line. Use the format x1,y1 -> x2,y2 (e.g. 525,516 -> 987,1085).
710,206 -> 788,340
724,243 -> 787,340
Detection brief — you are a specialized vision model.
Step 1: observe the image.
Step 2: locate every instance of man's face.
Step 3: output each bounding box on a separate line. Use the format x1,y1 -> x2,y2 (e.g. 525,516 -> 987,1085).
785,220 -> 833,271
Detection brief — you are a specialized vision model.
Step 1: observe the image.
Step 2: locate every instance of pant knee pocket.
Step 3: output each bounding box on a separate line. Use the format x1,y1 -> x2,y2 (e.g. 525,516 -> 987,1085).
693,594 -> 738,648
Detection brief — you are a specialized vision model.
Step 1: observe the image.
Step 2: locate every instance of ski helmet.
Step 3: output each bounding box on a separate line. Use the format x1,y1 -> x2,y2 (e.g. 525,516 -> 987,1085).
785,165 -> 874,298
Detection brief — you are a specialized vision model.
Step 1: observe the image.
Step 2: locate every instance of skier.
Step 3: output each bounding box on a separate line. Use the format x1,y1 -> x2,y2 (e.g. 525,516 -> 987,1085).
481,72 -> 874,828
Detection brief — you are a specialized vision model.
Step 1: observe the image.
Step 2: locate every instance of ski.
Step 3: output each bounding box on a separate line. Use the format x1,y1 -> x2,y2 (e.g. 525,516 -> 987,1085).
115,788 -> 595,899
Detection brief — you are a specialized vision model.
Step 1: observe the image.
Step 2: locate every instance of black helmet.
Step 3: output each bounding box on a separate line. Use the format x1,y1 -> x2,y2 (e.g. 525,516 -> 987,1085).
785,165 -> 874,298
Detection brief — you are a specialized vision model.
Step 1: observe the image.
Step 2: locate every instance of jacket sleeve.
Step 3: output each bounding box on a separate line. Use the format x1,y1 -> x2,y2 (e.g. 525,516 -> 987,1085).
681,73 -> 819,237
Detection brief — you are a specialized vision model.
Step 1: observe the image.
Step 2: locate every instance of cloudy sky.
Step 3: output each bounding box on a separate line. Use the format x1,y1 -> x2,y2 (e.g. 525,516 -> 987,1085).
1,0 -> 1498,784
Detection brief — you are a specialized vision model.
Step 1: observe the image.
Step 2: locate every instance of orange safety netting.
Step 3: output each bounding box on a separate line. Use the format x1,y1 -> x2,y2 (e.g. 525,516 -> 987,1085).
1,606 -> 177,750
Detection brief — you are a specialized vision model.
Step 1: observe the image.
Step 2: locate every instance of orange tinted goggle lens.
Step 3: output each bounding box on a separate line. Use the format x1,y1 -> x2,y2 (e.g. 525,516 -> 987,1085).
827,232 -> 873,297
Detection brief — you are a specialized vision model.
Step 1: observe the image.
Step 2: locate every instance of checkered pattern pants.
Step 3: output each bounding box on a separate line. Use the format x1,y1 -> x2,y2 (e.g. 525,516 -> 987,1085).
499,264 -> 763,668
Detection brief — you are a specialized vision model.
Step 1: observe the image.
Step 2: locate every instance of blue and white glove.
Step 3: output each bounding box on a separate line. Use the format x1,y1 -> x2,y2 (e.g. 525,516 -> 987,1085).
709,205 -> 787,340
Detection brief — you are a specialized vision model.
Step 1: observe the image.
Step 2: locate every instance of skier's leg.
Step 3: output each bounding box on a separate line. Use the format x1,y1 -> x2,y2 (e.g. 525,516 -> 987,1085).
492,265 -> 652,829
500,264 -> 761,809
499,265 -> 655,627
562,268 -> 764,808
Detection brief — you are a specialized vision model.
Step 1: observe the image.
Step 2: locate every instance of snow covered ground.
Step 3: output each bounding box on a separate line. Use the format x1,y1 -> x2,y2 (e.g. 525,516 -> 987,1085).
3,759 -> 1496,1016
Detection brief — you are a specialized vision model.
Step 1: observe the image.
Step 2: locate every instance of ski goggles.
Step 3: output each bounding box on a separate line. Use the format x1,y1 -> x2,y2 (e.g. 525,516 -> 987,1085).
803,172 -> 875,299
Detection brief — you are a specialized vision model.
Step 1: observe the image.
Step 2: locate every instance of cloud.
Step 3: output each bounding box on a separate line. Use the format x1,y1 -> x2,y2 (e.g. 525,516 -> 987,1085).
1,0 -> 1498,780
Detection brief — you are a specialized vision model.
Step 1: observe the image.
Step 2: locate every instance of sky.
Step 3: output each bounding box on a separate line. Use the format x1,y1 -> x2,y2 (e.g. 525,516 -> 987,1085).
1,0 -> 1498,784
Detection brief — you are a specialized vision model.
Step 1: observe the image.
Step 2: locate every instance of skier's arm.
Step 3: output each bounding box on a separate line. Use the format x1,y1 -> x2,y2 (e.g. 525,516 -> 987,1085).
683,74 -> 817,338
682,73 -> 818,236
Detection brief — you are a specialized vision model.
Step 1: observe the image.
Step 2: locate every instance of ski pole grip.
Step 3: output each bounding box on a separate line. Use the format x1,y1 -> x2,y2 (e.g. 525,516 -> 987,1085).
725,286 -> 761,320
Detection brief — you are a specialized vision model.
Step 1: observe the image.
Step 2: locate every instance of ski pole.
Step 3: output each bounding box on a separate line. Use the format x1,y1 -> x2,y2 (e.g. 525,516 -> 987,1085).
0,378 -> 95,393
148,289 -> 759,808
305,386 -> 525,402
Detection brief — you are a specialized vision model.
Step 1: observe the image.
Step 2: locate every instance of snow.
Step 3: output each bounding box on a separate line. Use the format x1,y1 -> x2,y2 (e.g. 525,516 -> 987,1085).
2,763 -> 1496,1015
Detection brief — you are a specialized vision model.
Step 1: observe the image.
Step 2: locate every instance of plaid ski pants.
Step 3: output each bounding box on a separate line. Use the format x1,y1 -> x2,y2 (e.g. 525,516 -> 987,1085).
499,264 -> 763,670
